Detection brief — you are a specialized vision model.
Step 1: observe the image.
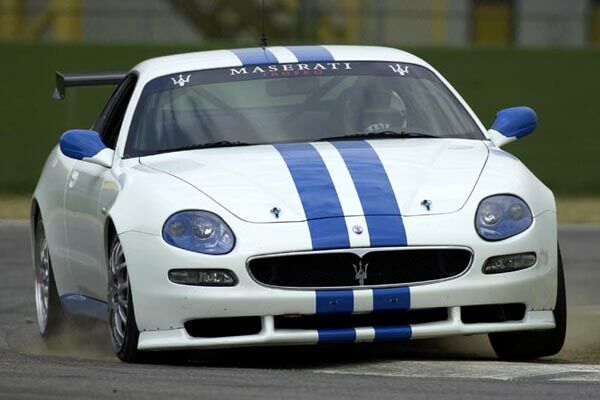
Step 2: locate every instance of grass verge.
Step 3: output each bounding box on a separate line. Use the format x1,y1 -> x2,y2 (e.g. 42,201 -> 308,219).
556,197 -> 600,225
2,195 -> 599,223
0,196 -> 31,220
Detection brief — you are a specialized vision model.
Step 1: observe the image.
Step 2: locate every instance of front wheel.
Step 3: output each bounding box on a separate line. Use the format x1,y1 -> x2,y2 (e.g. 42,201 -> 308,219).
107,235 -> 142,363
488,244 -> 567,360
34,218 -> 68,339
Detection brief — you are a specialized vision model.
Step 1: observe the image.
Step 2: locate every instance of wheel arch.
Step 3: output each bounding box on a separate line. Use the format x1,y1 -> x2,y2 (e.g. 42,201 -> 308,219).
30,198 -> 40,232
104,217 -> 118,260
29,198 -> 41,254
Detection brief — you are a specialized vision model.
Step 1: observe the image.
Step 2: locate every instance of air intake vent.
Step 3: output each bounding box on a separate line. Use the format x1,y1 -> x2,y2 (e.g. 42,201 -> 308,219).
184,316 -> 262,338
248,248 -> 472,289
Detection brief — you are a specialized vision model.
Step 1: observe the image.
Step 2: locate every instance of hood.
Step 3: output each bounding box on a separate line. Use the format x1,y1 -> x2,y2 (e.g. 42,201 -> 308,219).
140,139 -> 488,223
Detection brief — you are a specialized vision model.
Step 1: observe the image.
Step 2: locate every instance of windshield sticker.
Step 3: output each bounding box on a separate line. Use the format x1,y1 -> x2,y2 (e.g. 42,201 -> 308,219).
229,62 -> 352,78
171,74 -> 191,87
388,64 -> 409,76
142,61 -> 432,98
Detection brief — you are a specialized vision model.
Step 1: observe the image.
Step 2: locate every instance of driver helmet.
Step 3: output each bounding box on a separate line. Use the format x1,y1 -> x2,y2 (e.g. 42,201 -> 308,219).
344,87 -> 408,134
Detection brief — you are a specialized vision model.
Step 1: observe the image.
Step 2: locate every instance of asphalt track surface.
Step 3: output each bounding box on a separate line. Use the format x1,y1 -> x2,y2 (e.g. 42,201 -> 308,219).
2,221 -> 600,399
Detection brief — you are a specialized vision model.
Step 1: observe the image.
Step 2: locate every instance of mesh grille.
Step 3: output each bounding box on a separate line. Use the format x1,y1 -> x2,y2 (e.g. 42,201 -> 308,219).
275,308 -> 448,330
248,249 -> 472,289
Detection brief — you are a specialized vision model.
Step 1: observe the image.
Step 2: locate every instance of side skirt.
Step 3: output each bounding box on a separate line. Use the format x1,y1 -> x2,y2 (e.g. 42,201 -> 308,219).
59,293 -> 108,322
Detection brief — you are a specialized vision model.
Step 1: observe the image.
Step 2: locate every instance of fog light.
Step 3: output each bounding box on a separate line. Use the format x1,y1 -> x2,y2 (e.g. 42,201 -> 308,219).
482,253 -> 537,274
168,269 -> 237,286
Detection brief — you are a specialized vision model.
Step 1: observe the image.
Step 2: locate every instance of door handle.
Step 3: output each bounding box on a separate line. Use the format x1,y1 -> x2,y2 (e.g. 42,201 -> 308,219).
68,170 -> 79,189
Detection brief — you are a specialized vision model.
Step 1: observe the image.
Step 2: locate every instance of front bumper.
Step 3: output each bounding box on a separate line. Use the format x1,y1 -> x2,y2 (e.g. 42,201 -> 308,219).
119,210 -> 558,351
137,309 -> 554,351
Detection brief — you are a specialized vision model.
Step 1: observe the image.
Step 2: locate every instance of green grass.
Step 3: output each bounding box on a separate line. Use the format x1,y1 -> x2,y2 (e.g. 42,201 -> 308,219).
1,44 -> 600,195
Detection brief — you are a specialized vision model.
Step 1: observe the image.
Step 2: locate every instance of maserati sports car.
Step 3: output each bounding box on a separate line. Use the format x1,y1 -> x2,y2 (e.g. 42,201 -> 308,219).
31,45 -> 566,363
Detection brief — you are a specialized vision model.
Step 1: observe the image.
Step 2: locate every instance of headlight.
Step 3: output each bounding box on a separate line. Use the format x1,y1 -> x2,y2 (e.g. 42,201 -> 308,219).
475,195 -> 532,241
162,211 -> 235,254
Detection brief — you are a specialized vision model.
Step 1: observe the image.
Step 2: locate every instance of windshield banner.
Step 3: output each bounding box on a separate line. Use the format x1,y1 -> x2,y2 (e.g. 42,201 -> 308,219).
142,61 -> 435,97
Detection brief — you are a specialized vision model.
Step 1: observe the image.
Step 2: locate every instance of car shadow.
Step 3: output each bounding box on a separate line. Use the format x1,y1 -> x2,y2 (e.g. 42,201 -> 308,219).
19,319 -> 573,368
176,335 -> 500,369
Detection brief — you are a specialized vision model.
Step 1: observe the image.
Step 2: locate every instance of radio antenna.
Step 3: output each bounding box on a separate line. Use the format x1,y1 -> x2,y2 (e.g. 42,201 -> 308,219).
259,0 -> 268,48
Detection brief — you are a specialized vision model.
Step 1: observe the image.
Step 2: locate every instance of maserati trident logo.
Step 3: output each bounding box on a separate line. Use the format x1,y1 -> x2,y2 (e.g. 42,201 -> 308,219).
388,64 -> 409,76
171,74 -> 191,87
270,207 -> 281,218
353,260 -> 369,286
421,199 -> 432,211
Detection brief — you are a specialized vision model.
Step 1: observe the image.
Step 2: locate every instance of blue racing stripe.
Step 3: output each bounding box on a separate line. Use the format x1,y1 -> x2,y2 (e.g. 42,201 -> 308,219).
332,141 -> 407,247
306,218 -> 350,250
316,290 -> 354,315
318,328 -> 356,344
373,325 -> 412,342
372,287 -> 411,311
230,47 -> 278,65
274,143 -> 350,250
286,46 -> 334,62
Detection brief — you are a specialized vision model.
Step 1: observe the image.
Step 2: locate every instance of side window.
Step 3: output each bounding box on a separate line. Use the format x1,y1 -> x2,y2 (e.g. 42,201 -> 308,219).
93,74 -> 138,149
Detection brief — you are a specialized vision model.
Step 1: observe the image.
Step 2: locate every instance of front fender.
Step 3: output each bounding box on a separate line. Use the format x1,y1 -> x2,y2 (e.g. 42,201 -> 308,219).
472,147 -> 556,218
107,164 -> 240,237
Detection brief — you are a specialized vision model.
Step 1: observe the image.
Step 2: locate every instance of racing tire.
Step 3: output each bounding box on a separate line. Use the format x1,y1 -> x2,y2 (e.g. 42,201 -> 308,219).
107,235 -> 189,364
488,244 -> 567,360
34,218 -> 68,339
107,234 -> 143,363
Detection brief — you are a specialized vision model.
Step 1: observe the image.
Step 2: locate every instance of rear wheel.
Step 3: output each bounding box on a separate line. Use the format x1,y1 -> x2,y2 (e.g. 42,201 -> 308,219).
489,245 -> 567,360
107,235 -> 142,363
34,218 -> 68,339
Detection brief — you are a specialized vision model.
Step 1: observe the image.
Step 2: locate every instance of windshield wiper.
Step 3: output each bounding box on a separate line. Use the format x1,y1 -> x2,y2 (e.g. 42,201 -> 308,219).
318,131 -> 440,141
150,141 -> 250,155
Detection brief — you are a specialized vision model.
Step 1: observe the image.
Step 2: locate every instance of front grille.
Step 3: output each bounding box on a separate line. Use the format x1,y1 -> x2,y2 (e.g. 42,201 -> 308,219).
248,248 -> 472,289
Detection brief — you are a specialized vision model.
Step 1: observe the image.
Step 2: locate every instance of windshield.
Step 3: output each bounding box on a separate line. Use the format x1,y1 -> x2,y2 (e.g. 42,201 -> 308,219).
125,61 -> 484,157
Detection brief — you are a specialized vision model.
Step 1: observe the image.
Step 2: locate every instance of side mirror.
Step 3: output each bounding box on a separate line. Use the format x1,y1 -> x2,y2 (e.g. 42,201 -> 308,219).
59,129 -> 114,168
487,107 -> 537,147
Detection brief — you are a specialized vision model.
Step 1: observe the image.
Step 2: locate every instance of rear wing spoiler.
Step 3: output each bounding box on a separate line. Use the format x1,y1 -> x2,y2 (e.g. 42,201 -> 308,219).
53,71 -> 127,100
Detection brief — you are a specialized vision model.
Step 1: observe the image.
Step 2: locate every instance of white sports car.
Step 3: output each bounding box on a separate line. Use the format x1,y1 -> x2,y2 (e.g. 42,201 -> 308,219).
32,45 -> 565,363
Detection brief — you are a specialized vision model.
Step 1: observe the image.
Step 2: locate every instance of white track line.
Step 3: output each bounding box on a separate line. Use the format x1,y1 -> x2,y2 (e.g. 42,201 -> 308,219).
312,360 -> 600,382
